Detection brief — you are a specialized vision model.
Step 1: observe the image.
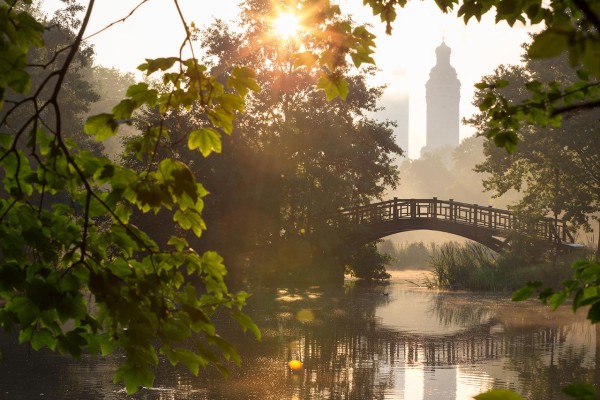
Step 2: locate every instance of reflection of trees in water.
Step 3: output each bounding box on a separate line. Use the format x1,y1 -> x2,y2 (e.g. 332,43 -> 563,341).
428,292 -> 496,328
0,283 -> 597,399
498,325 -> 596,400
0,334 -> 125,399
426,291 -> 598,398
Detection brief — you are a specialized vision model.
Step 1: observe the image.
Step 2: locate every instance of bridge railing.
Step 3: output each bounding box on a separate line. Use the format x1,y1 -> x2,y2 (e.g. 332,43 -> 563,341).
338,198 -> 574,243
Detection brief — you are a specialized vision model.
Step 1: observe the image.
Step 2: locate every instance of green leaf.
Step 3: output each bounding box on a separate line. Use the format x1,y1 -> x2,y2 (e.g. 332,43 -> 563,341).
512,281 -> 541,301
31,328 -> 57,351
84,114 -> 118,141
474,389 -> 524,400
528,29 -> 569,59
138,57 -> 179,75
57,329 -> 87,358
207,335 -> 241,365
548,291 -> 567,310
167,236 -> 188,252
108,258 -> 133,279
126,82 -> 158,106
174,209 -> 205,237
112,99 -> 137,120
227,66 -> 259,96
293,51 -> 319,69
6,68 -> 31,94
581,40 -> 600,78
490,130 -> 519,153
586,302 -> 600,323
232,311 -> 261,340
496,0 -> 520,16
207,109 -> 234,135
164,348 -> 204,376
8,297 -> 39,327
479,93 -> 496,111
114,363 -> 155,395
562,383 -> 596,400
188,127 -> 222,157
317,75 -> 349,101
576,70 -> 590,81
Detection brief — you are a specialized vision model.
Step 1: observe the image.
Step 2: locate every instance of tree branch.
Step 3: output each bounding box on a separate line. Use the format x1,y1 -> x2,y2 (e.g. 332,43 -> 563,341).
551,99 -> 600,116
83,0 -> 152,41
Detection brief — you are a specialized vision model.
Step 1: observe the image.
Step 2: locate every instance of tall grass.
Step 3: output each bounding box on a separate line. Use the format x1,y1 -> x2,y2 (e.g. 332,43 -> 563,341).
427,242 -> 589,292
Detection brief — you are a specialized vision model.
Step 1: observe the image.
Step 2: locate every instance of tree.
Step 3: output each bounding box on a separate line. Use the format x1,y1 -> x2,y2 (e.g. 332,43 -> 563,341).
85,66 -> 136,157
345,241 -> 392,280
1,0 -> 599,396
0,0 -> 390,393
470,53 -> 600,255
0,1 -> 265,394
124,4 -> 402,282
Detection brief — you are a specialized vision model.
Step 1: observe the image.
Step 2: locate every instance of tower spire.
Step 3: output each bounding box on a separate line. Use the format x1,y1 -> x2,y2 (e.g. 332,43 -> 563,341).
423,40 -> 461,155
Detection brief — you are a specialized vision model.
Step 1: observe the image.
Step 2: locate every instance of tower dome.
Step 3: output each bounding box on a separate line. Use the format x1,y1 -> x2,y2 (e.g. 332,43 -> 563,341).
435,40 -> 451,63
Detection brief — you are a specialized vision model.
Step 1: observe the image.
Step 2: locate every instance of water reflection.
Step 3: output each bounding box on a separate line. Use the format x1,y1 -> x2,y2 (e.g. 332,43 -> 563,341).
0,273 -> 598,399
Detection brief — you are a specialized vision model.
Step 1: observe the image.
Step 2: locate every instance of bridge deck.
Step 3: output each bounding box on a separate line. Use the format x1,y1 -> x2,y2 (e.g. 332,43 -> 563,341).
338,198 -> 574,244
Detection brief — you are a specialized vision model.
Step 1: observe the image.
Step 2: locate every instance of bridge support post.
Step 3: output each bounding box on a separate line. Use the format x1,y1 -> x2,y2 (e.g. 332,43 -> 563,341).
393,197 -> 398,220
433,197 -> 437,220
473,204 -> 478,226
449,199 -> 454,221
410,199 -> 416,219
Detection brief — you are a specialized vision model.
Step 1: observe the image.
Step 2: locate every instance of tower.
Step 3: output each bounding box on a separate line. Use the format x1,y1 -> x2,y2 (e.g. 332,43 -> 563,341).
423,40 -> 461,154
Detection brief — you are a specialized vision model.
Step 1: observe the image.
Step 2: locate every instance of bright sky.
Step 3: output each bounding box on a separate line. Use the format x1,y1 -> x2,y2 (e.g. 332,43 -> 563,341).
45,0 -> 537,158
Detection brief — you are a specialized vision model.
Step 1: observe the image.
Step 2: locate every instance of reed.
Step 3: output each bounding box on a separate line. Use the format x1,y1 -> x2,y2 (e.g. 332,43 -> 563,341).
426,242 -> 587,292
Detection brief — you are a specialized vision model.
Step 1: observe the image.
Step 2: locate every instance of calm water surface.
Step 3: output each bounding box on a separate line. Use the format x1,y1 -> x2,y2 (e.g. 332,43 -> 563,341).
1,270 -> 598,399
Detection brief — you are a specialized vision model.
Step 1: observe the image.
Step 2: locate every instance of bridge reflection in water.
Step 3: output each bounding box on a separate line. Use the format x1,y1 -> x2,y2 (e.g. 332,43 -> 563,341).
337,198 -> 576,251
0,277 -> 596,399
254,280 -> 597,400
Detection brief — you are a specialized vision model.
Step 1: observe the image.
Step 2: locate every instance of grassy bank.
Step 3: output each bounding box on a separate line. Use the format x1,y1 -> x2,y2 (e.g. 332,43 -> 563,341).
425,242 -> 592,292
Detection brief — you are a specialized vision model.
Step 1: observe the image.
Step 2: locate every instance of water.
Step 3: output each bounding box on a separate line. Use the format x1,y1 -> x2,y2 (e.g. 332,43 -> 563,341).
0,270 -> 597,399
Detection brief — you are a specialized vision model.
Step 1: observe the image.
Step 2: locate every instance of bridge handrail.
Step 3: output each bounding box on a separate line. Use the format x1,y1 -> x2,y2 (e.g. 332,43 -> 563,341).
337,197 -> 574,243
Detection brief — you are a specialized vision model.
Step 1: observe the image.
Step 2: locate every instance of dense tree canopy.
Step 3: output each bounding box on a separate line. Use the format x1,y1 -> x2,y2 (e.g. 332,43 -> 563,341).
470,53 -> 600,253
1,0 -> 599,395
0,0 -> 395,392
123,2 -> 402,283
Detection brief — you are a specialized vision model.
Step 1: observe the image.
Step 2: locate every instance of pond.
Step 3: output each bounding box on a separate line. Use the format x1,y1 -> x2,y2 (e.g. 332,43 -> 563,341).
0,270 -> 597,399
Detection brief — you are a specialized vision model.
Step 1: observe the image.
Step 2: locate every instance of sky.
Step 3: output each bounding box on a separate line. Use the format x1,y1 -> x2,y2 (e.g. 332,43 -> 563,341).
45,0 -> 538,158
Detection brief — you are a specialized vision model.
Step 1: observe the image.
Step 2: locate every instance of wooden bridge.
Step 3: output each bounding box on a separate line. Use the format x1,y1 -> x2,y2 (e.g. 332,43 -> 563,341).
337,198 -> 575,251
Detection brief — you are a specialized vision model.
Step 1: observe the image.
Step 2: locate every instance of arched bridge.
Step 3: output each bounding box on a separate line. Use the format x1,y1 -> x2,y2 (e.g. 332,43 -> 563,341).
337,198 -> 575,252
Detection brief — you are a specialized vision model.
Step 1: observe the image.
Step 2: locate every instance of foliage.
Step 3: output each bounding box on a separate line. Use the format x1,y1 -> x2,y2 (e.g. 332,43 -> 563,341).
360,0 -> 600,152
471,55 -> 600,246
126,3 -> 402,281
0,0 -> 401,391
0,1 -> 267,394
345,241 -> 391,280
1,0 -> 598,396
501,257 -> 600,400
428,242 -> 499,290
476,384 -> 598,400
85,66 -> 136,157
426,242 -> 580,291
513,258 -> 600,322
474,389 -> 524,400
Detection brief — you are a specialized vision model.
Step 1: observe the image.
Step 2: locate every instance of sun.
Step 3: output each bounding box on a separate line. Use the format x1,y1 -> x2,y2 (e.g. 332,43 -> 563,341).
272,12 -> 302,38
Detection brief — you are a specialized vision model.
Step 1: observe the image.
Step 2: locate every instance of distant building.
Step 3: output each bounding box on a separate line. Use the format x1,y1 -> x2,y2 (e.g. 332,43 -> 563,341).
422,40 -> 461,156
396,95 -> 409,158
375,95 -> 409,160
